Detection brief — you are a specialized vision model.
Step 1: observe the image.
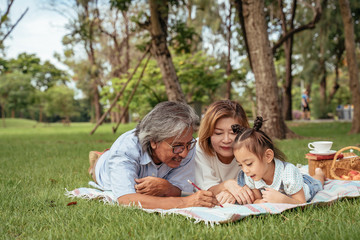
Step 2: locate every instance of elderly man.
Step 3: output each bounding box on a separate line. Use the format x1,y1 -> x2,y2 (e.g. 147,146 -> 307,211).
88,101 -> 219,209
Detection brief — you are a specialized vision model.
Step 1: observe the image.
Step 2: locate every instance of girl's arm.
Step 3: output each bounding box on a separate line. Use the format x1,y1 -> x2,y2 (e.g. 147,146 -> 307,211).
251,189 -> 264,203
261,188 -> 306,204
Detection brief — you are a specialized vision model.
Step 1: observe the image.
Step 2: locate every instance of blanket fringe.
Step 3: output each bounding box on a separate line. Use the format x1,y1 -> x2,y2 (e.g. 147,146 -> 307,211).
65,177 -> 360,225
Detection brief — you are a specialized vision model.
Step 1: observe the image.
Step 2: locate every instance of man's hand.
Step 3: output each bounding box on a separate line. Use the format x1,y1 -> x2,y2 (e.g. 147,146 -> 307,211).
223,180 -> 255,205
183,190 -> 219,208
216,190 -> 236,204
134,177 -> 180,197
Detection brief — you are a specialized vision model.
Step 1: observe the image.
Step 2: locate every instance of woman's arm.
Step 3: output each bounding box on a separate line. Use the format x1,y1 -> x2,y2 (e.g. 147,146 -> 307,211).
207,182 -> 228,195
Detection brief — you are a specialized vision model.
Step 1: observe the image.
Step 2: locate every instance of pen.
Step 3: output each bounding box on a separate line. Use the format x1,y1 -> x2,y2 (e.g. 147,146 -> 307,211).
187,179 -> 223,208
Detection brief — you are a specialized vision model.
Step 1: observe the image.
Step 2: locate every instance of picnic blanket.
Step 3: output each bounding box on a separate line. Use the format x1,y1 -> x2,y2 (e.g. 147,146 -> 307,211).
66,166 -> 360,225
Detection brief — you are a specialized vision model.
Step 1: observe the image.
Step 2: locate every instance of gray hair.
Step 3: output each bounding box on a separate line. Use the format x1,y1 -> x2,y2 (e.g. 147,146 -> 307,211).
135,101 -> 199,153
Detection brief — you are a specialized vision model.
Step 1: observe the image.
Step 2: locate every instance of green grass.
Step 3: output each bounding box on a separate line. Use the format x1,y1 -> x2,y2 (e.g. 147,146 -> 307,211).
1,118 -> 360,239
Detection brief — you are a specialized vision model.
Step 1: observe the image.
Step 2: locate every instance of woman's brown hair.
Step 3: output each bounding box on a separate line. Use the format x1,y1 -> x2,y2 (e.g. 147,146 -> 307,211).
198,100 -> 249,156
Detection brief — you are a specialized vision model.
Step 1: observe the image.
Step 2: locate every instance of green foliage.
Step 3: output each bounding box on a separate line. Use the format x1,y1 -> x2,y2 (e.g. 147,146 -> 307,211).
109,0 -> 132,11
100,51 -> 227,119
169,20 -> 199,54
0,71 -> 35,114
8,53 -> 69,91
44,85 -> 80,120
0,53 -> 71,120
175,51 -> 226,103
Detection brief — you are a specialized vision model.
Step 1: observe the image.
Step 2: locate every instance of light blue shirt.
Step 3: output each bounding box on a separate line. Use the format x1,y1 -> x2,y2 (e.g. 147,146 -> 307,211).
242,159 -> 311,200
95,129 -> 195,199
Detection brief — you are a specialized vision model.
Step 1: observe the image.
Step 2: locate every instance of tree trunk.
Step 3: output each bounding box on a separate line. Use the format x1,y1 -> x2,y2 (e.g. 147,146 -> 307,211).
1,102 -> 5,127
149,0 -> 185,102
39,105 -> 43,123
283,36 -> 293,120
319,36 -> 327,106
225,3 -> 233,100
327,63 -> 340,104
93,85 -> 101,122
339,0 -> 360,133
280,0 -> 296,121
233,0 -> 253,70
242,0 -> 295,139
319,56 -> 327,116
275,0 -> 323,121
328,46 -> 344,104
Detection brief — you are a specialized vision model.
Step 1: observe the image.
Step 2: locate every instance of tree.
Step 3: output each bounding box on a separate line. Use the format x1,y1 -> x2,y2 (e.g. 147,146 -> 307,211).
43,85 -> 79,124
100,50 -> 226,121
147,0 -> 185,101
56,0 -> 104,122
7,53 -> 69,122
9,53 -> 68,90
241,0 -> 295,139
0,0 -> 28,49
295,0 -> 348,118
339,0 -> 360,133
111,0 -> 185,102
97,5 -> 138,123
0,71 -> 34,125
271,0 -> 323,120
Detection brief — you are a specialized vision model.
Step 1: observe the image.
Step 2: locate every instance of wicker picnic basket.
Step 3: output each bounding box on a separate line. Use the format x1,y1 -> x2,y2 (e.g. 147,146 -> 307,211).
329,146 -> 360,180
308,158 -> 334,178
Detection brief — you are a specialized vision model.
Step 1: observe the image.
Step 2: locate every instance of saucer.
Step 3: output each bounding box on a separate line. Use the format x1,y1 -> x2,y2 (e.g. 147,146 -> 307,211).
309,150 -> 336,155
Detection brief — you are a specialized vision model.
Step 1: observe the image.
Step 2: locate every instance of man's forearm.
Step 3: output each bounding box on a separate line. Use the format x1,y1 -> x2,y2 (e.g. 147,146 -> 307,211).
118,193 -> 186,209
164,183 -> 181,197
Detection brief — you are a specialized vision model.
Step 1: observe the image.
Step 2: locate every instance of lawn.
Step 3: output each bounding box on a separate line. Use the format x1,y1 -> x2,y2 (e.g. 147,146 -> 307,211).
1,118 -> 360,239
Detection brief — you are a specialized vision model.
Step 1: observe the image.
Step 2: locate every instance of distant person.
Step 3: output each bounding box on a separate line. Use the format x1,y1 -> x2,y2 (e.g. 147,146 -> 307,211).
88,101 -> 219,209
195,100 -> 255,205
301,89 -> 311,120
224,116 -> 325,204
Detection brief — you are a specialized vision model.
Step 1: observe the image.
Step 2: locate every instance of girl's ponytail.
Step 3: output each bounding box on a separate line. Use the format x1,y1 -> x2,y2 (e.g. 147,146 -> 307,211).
232,116 -> 286,162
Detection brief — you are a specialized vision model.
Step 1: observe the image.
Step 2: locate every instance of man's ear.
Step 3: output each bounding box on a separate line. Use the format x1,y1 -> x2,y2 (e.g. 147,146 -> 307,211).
265,149 -> 274,163
150,140 -> 157,150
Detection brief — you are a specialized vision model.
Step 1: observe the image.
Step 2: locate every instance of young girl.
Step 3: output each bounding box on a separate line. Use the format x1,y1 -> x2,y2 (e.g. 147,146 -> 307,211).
228,116 -> 325,204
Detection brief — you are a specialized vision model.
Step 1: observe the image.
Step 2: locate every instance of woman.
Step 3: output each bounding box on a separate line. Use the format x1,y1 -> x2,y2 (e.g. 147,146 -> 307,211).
195,100 -> 254,205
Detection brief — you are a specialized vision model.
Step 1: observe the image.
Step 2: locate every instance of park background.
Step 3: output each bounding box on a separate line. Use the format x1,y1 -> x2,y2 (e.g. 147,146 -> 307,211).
1,0 -> 360,239
1,0 -> 360,138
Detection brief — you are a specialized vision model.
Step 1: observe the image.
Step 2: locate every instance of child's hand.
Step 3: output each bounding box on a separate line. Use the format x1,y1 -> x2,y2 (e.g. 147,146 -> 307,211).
254,199 -> 266,204
216,190 -> 236,204
261,188 -> 287,203
223,180 -> 255,204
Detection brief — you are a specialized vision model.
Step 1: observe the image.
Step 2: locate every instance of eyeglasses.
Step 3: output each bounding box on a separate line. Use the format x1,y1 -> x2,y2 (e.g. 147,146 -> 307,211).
164,138 -> 197,154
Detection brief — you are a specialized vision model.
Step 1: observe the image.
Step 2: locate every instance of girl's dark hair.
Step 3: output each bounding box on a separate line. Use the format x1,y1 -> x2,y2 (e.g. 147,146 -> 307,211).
231,116 -> 286,162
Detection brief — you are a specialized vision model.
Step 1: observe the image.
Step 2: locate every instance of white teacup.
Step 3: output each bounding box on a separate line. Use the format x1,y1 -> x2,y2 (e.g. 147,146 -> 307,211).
308,141 -> 333,153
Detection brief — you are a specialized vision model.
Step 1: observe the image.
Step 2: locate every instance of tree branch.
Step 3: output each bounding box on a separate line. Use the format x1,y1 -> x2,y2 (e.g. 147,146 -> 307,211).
1,6 -> 29,45
112,53 -> 152,133
272,0 -> 322,53
89,45 -> 151,135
